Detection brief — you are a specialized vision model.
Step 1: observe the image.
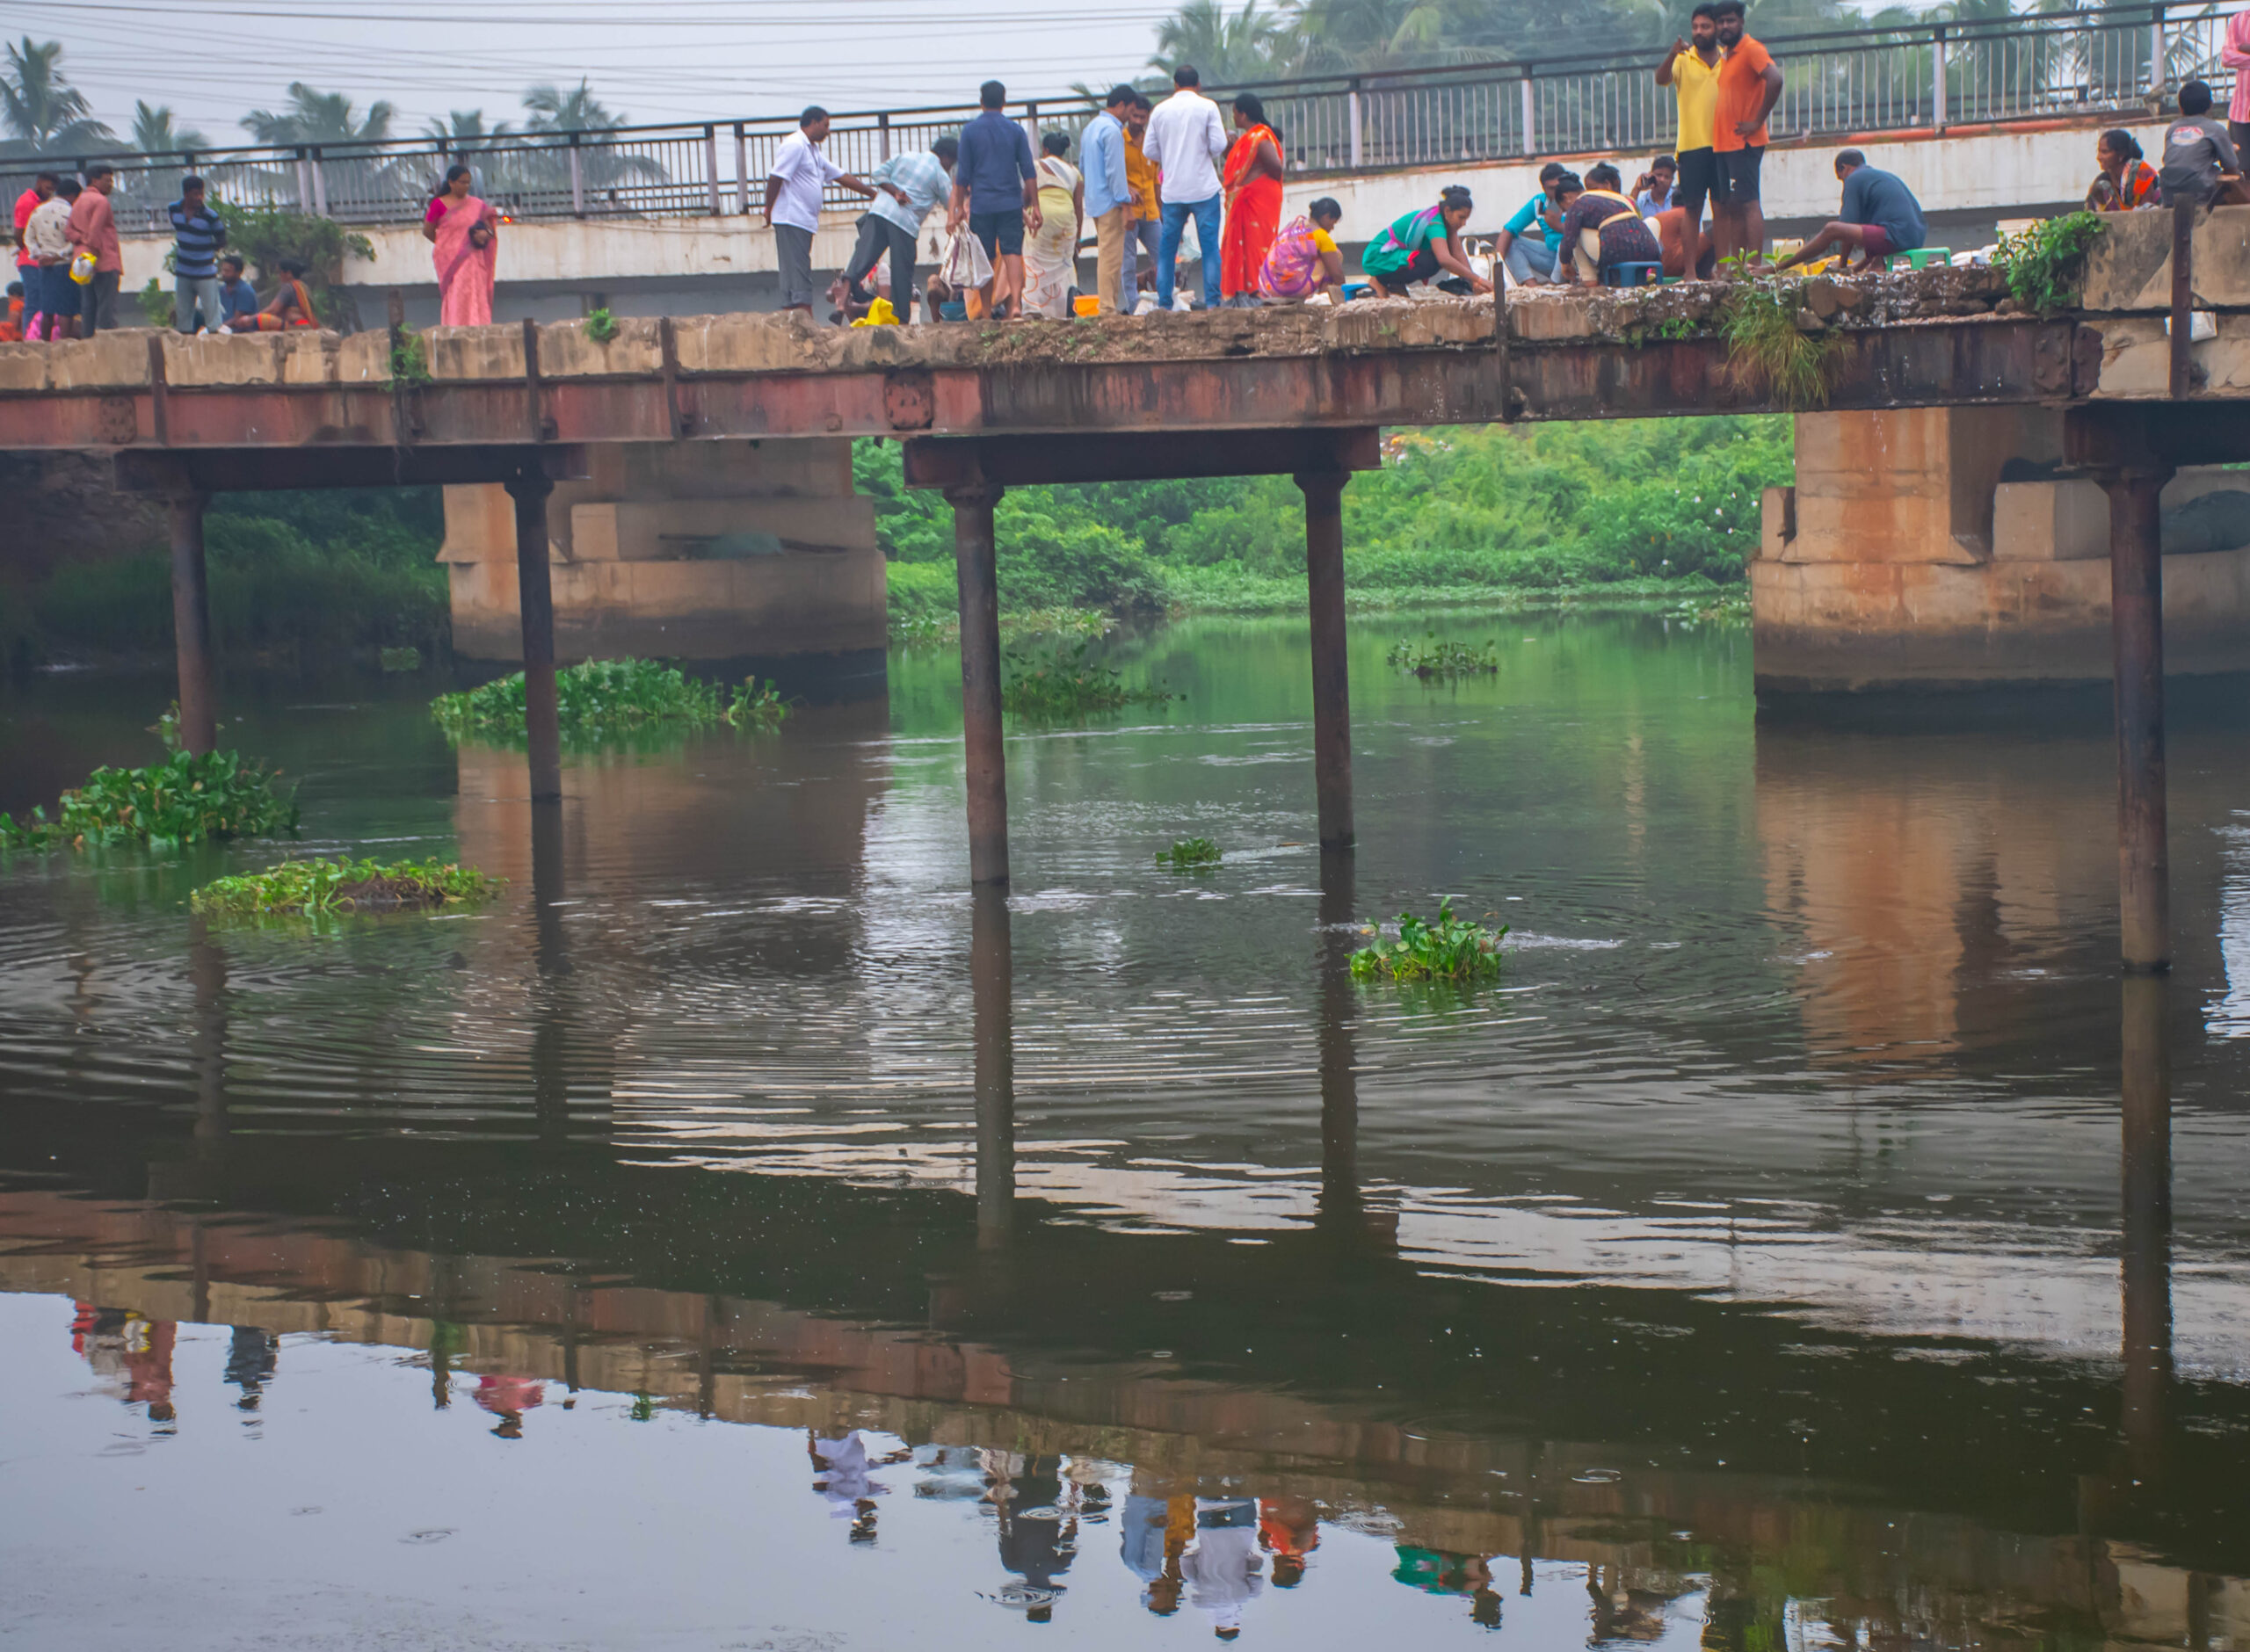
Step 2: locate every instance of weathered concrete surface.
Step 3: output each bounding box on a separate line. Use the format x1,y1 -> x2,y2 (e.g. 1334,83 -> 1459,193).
439,438 -> 882,662
2081,203 -> 2250,312
1754,406 -> 2250,690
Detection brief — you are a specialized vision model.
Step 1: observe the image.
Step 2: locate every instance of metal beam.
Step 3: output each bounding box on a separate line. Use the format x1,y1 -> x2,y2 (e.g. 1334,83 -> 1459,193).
904,426 -> 1382,489
115,444 -> 591,494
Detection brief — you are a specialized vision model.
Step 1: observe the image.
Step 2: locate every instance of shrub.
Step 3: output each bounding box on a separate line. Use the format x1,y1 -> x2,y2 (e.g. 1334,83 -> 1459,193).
1997,211 -> 2104,313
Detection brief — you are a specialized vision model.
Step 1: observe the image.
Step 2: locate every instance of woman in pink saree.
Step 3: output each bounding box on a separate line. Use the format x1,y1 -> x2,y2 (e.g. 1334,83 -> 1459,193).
424,163 -> 498,326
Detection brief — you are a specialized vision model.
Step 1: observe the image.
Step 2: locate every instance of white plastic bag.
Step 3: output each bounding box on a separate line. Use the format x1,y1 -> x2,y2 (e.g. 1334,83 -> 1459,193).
940,228 -> 991,293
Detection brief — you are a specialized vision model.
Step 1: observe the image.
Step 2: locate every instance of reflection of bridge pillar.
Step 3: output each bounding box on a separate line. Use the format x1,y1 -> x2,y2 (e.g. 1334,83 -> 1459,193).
529,800 -> 571,1141
1316,850 -> 1394,1255
440,440 -> 885,665
2119,973 -> 2171,1484
971,886 -> 1015,1250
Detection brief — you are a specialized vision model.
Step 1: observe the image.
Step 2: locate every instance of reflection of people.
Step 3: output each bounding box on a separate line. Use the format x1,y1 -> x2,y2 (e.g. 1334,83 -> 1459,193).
226,1326 -> 278,1412
1258,1496 -> 1321,1588
71,1304 -> 177,1424
809,1429 -> 910,1543
1393,1547 -> 1503,1627
1183,1498 -> 1265,1640
473,1373 -> 544,1439
990,1454 -> 1079,1622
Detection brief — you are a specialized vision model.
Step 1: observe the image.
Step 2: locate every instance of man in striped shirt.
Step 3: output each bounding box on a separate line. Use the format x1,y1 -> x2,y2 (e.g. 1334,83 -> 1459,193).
168,175 -> 229,334
843,136 -> 957,320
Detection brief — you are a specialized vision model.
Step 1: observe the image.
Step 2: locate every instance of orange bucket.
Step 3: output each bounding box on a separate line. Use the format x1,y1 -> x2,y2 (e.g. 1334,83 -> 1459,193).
1072,294 -> 1100,317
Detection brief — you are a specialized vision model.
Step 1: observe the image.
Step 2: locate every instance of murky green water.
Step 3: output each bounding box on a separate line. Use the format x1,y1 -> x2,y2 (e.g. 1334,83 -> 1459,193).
3,612 -> 2247,1650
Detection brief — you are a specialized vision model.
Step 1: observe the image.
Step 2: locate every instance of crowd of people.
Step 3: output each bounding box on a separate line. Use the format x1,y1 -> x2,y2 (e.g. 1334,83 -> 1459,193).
7,0 -> 2249,344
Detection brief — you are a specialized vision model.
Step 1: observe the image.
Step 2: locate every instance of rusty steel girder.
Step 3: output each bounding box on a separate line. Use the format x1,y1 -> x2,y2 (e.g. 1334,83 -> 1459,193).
0,320 -> 2101,482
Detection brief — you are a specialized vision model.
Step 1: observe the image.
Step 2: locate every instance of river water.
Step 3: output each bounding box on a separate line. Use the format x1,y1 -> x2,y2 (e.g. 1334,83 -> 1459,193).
2,612 -> 2247,1650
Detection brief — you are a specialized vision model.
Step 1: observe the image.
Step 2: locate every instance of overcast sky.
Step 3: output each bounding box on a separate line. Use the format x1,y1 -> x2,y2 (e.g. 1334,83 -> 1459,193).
23,0 -> 1179,144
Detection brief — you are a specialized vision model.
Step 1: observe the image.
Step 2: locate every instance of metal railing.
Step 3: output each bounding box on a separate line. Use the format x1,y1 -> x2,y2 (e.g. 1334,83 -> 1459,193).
4,2 -> 2231,235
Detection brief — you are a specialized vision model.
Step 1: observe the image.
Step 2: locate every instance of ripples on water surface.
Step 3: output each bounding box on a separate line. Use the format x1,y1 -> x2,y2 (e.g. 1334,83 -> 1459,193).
4,612 -> 2249,1649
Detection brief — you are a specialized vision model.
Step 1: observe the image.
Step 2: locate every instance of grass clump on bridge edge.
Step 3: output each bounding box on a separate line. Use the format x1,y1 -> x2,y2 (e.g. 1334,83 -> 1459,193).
1720,281 -> 1840,411
1351,900 -> 1508,983
1000,641 -> 1178,719
432,659 -> 788,743
1997,212 -> 2104,314
191,856 -> 497,919
0,750 -> 300,851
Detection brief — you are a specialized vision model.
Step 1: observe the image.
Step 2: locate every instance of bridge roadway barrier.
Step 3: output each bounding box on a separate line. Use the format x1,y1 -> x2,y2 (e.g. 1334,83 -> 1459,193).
4,206 -> 2248,965
107,117 -> 2176,325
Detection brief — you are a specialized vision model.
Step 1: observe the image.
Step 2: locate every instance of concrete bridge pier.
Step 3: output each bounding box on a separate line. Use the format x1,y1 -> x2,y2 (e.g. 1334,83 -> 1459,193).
504,464 -> 562,803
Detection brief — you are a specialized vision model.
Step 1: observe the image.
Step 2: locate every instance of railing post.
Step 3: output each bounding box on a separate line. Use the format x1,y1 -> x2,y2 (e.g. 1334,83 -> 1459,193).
1932,24 -> 1948,131
308,147 -> 328,217
1347,82 -> 1363,169
734,123 -> 750,214
2151,3 -> 2167,103
569,134 -> 585,218
1022,100 -> 1040,154
1520,69 -> 1536,156
293,147 -> 313,212
879,111 -> 893,162
704,125 -> 721,215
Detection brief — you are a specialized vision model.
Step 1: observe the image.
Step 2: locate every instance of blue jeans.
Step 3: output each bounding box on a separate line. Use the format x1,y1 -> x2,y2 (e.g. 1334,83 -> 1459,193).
1502,236 -> 1557,286
1157,193 -> 1222,310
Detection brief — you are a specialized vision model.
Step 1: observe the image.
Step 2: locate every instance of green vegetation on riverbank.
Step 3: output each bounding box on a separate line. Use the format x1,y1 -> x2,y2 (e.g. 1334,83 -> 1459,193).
191,856 -> 497,918
866,416 -> 1788,635
0,750 -> 300,851
432,658 -> 788,743
15,488 -> 449,668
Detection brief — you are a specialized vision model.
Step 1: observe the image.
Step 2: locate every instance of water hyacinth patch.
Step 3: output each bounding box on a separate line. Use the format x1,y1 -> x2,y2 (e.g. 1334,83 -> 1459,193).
1387,634 -> 1501,677
0,750 -> 300,851
1349,900 -> 1507,982
191,857 -> 498,918
1158,837 -> 1222,870
431,659 -> 790,742
1000,641 -> 1177,719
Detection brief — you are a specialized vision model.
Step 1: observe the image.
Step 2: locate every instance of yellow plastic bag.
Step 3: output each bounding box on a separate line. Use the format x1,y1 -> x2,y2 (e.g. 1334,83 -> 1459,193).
850,297 -> 900,327
69,249 -> 98,286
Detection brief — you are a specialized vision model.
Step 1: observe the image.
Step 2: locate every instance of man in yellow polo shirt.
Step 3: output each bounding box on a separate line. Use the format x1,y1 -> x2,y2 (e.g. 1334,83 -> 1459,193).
1655,3 -> 1723,230
1124,92 -> 1162,307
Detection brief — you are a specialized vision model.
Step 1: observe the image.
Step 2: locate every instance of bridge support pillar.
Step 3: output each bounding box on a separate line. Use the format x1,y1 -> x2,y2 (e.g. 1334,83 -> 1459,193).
947,480 -> 1009,887
2099,465 -> 2174,973
166,488 -> 217,757
505,465 -> 562,804
1296,467 -> 1354,851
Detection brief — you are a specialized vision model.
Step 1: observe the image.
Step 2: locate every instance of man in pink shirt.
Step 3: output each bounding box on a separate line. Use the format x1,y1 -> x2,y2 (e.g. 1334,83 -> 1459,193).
2225,5 -> 2250,157
64,163 -> 121,337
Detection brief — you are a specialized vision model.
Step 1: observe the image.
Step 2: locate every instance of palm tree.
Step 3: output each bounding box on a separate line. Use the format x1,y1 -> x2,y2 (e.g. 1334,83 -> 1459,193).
424,110 -> 512,144
1150,0 -> 1301,83
131,101 -> 210,156
519,80 -> 663,206
0,37 -> 113,153
242,83 -> 396,149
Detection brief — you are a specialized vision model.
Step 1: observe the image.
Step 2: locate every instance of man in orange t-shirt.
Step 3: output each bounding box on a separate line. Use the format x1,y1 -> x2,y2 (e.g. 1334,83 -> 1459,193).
1711,0 -> 1784,272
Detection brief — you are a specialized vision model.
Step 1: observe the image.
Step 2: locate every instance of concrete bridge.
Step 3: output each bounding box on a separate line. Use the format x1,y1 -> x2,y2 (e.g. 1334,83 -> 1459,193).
3,206 -> 2247,973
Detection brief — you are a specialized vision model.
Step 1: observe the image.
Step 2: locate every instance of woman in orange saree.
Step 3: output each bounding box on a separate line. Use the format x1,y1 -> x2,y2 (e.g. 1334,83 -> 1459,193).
425,163 -> 499,327
1218,92 -> 1283,306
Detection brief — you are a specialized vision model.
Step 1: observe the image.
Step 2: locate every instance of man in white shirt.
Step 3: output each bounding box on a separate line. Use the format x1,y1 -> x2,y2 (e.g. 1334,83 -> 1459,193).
762,105 -> 875,317
1142,63 -> 1230,310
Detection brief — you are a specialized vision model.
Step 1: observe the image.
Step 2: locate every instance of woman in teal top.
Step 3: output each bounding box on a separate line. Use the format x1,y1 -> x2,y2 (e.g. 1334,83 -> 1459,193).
1359,185 -> 1492,298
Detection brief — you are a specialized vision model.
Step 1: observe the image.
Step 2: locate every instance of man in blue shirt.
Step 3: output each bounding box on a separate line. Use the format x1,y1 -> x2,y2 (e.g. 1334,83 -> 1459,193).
1081,83 -> 1136,314
1775,148 -> 1926,272
843,135 -> 956,319
215,254 -> 258,326
947,79 -> 1039,319
1490,163 -> 1566,286
168,174 -> 228,333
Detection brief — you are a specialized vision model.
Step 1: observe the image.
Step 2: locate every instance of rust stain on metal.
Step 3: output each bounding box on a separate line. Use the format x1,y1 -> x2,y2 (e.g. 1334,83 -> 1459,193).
882,368 -> 935,431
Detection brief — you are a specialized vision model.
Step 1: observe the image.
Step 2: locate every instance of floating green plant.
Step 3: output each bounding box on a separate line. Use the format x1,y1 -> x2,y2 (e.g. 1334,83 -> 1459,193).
379,645 -> 423,672
1,750 -> 300,851
1387,633 -> 1501,677
1350,899 -> 1507,982
190,856 -> 498,918
1000,641 -> 1175,719
431,659 -> 789,742
1158,837 -> 1221,870
1667,589 -> 1752,627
